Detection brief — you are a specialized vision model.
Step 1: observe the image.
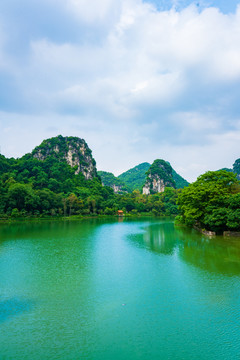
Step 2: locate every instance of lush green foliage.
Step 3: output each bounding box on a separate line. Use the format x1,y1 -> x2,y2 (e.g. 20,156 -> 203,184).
0,154 -> 179,218
98,171 -> 128,193
177,170 -> 240,233
117,161 -> 188,191
118,163 -> 151,192
171,168 -> 189,189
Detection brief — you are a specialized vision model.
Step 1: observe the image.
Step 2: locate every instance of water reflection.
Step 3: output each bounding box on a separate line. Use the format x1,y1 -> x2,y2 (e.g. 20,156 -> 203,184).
176,227 -> 240,276
130,221 -> 240,276
143,222 -> 178,255
0,219 -> 239,360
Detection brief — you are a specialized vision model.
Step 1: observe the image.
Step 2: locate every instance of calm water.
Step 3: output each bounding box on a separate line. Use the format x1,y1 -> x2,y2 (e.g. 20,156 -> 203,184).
0,218 -> 240,360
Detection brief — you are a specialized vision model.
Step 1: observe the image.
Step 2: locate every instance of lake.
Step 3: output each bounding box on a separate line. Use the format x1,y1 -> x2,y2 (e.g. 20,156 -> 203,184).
0,218 -> 240,360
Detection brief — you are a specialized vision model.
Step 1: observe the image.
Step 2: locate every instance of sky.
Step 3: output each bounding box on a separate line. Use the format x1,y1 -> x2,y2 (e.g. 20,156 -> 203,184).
0,0 -> 240,182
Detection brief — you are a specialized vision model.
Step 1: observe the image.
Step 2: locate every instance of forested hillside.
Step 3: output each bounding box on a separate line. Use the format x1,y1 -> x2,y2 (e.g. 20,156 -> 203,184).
2,135 -> 237,222
97,171 -> 128,193
171,168 -> 189,189
118,163 -> 151,192
0,136 -> 179,218
118,161 -> 188,191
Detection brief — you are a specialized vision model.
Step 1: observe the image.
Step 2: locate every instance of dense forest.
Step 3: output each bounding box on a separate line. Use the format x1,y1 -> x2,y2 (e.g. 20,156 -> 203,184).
1,135 -> 240,234
118,163 -> 152,192
0,136 -> 179,219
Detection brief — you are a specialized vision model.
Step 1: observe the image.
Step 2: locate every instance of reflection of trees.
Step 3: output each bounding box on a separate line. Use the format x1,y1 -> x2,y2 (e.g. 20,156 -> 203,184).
143,222 -> 179,255
175,227 -> 240,276
129,221 -> 240,276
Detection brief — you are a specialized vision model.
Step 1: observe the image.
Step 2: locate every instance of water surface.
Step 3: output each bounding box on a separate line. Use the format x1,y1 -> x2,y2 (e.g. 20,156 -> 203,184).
0,218 -> 240,359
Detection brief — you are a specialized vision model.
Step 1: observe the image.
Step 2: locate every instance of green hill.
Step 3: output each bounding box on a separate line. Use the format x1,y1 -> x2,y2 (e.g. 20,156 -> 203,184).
233,159 -> 240,180
118,161 -> 189,191
171,168 -> 189,189
118,162 -> 150,192
98,171 -> 128,193
0,136 -> 114,217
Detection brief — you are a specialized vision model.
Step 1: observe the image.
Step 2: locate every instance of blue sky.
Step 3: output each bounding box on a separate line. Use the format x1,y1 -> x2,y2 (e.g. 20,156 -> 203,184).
0,0 -> 240,181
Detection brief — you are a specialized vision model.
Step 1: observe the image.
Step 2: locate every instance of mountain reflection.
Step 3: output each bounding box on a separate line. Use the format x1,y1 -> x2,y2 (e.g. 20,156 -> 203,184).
130,221 -> 240,276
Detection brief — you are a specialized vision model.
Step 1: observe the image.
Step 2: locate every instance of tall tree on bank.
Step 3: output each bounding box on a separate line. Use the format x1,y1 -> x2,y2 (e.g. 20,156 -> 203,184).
177,170 -> 240,233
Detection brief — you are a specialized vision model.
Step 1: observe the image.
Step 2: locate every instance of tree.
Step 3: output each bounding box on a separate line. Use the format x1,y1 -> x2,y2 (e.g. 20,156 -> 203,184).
67,193 -> 79,216
177,170 -> 239,233
7,183 -> 39,212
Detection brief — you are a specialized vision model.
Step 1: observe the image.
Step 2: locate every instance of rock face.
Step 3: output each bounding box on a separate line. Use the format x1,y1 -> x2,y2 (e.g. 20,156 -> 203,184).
112,184 -> 125,194
32,135 -> 97,180
142,159 -> 176,195
143,178 -> 165,195
98,171 -> 127,194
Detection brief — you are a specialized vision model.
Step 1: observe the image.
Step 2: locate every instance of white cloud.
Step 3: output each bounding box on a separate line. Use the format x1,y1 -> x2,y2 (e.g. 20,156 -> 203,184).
22,3 -> 240,112
1,1 -> 240,180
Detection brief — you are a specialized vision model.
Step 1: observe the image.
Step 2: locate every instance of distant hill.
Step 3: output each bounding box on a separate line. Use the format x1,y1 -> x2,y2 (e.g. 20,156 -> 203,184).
98,171 -> 128,193
233,159 -> 240,180
143,159 -> 176,194
171,168 -> 189,189
118,162 -> 151,192
218,159 -> 240,180
118,161 -> 189,192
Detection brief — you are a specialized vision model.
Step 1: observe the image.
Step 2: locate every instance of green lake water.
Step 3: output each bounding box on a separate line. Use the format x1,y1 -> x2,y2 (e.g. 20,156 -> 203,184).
0,218 -> 240,360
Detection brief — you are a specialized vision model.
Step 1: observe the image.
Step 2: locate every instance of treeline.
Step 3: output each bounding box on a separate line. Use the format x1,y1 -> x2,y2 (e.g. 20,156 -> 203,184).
0,154 -> 178,218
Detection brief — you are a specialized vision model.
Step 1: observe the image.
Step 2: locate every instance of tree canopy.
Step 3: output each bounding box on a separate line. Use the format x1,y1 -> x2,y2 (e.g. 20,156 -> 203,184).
177,170 -> 240,233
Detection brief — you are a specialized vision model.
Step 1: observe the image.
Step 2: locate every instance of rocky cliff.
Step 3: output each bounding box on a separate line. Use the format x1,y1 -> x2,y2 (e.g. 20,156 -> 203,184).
119,162 -> 188,191
32,135 -> 97,180
142,159 -> 176,195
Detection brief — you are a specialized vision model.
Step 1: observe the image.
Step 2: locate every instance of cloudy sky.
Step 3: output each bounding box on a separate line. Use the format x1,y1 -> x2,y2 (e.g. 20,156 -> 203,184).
0,0 -> 240,181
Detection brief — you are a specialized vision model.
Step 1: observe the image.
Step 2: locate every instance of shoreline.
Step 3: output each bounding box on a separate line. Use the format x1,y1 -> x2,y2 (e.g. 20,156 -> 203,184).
0,213 -> 175,225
